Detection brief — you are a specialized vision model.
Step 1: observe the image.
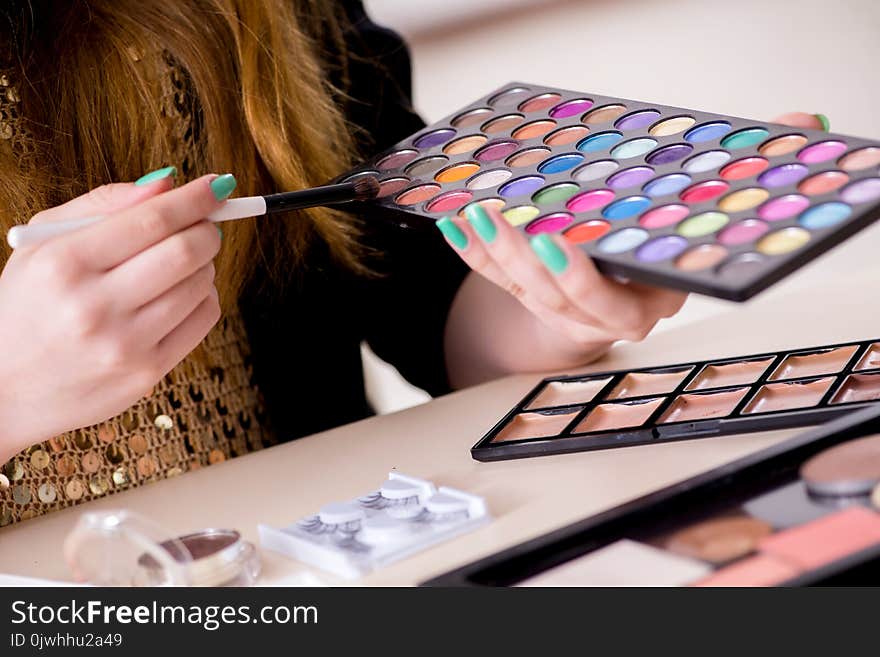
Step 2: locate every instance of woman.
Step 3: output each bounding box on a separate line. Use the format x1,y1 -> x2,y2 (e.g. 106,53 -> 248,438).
0,0 -> 824,525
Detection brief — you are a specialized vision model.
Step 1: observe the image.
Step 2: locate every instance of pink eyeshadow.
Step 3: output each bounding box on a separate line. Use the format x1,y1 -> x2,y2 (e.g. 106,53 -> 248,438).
758,507 -> 880,570
693,554 -> 801,587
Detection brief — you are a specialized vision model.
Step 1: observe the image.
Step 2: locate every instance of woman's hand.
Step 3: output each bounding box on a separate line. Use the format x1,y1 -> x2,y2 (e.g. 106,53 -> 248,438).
440,112 -> 828,387
0,169 -> 236,461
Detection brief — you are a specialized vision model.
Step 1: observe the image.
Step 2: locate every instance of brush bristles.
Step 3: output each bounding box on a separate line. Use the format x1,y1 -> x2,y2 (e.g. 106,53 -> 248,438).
352,176 -> 381,201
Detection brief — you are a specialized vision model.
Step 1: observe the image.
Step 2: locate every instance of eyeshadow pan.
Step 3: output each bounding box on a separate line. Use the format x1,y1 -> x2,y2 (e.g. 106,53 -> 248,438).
518,539 -> 711,587
607,367 -> 693,399
549,98 -> 593,118
838,146 -> 880,171
506,147 -> 551,168
692,554 -> 800,587
510,119 -> 556,139
597,227 -> 649,253
675,244 -> 728,271
544,125 -> 590,146
717,219 -> 769,245
466,168 -> 512,190
459,198 -> 505,219
757,226 -> 811,255
572,159 -> 619,182
525,212 -> 573,235
830,373 -> 880,405
405,156 -> 448,177
502,205 -> 541,226
475,140 -> 520,162
581,104 -> 627,125
716,187 -> 767,212
648,115 -> 695,137
499,176 -> 545,198
664,515 -> 772,564
492,410 -> 580,443
758,134 -> 807,157
566,189 -> 615,213
443,134 -> 488,155
435,162 -> 480,183
639,204 -> 690,229
645,143 -> 693,165
488,87 -> 532,107
518,93 -> 562,113
564,220 -> 611,244
451,107 -> 493,128
425,190 -> 472,213
574,398 -> 663,433
377,149 -> 419,170
376,177 -> 410,198
659,388 -> 749,423
482,113 -> 525,134
800,434 -> 880,497
615,110 -> 661,131
769,345 -> 857,380
758,507 -> 880,570
525,377 -> 612,409
682,150 -> 731,173
413,129 -> 456,149
395,184 -> 441,206
855,343 -> 880,371
606,166 -> 654,190
742,377 -> 835,414
686,358 -> 773,390
577,131 -> 624,153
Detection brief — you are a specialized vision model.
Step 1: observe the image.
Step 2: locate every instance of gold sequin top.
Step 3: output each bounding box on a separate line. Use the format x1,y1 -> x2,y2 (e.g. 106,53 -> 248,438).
0,57 -> 275,527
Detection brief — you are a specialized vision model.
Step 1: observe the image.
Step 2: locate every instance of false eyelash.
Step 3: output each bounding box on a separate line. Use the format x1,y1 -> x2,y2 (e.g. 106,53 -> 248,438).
358,492 -> 421,509
296,516 -> 362,535
329,534 -> 371,553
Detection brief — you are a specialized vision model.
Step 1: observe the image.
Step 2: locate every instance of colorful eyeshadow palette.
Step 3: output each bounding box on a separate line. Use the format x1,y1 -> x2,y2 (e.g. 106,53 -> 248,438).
342,82 -> 880,301
425,405 -> 880,587
472,338 -> 880,461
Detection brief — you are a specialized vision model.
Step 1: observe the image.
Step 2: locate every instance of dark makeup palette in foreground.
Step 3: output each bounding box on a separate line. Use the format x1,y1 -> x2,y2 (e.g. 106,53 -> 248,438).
426,405 -> 880,587
472,338 -> 880,461
342,82 -> 880,300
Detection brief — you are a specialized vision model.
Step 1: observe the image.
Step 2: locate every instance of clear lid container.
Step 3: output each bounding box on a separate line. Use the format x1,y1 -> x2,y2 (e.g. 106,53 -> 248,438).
63,510 -> 259,586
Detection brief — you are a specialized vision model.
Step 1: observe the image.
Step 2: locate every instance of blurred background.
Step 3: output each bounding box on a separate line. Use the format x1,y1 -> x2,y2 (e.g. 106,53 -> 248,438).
360,0 -> 880,413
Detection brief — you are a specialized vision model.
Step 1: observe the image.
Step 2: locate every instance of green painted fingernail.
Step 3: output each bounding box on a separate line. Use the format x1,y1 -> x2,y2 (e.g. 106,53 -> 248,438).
217,226 -> 223,239
436,216 -> 468,250
814,114 -> 830,132
210,173 -> 237,201
465,203 -> 497,243
135,166 -> 177,186
531,234 -> 568,274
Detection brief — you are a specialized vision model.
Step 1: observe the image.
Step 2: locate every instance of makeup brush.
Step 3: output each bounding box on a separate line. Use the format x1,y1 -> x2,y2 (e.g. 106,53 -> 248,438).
6,176 -> 380,250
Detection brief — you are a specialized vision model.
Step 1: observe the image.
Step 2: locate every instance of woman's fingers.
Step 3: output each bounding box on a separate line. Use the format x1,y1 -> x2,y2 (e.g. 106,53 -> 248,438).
155,289 -> 222,376
129,262 -> 217,344
773,112 -> 828,131
70,173 -> 234,270
28,168 -> 176,226
463,205 -> 599,324
437,215 -> 516,291
106,221 -> 221,309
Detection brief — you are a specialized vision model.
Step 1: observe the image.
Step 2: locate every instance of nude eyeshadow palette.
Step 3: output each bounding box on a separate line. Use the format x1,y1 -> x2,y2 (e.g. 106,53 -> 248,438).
471,338 -> 880,461
425,405 -> 880,587
342,82 -> 880,300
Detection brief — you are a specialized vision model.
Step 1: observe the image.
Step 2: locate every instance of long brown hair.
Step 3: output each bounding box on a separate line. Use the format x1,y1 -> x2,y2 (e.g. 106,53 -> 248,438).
0,0 -> 362,304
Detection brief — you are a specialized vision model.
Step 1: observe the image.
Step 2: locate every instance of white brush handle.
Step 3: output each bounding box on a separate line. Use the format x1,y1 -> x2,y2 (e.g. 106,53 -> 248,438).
6,196 -> 268,250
